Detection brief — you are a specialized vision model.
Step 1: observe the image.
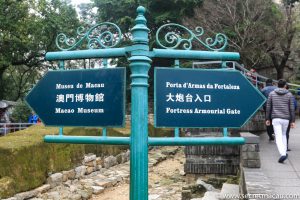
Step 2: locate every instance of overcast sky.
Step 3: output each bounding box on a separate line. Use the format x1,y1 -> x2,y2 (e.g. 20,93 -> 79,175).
70,0 -> 92,14
71,0 -> 91,6
71,0 -> 91,11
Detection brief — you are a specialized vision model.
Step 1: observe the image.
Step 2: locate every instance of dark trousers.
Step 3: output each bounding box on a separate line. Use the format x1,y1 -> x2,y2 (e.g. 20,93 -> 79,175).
264,109 -> 274,139
266,122 -> 274,140
286,121 -> 291,149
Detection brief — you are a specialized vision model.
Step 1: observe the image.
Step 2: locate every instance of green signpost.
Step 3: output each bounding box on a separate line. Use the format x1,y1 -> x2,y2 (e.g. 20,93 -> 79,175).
26,68 -> 126,127
155,68 -> 266,128
25,6 -> 263,200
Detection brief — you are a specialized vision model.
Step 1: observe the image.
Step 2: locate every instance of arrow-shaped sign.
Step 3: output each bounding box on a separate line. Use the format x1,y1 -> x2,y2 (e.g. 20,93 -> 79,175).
154,68 -> 266,128
26,68 -> 126,127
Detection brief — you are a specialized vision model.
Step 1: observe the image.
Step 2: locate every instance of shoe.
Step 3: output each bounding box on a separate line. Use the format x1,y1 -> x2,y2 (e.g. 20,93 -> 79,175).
278,154 -> 288,163
287,148 -> 291,151
269,138 -> 274,141
278,156 -> 284,163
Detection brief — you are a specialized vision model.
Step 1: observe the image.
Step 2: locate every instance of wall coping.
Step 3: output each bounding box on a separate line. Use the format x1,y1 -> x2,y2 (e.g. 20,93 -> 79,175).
240,132 -> 259,144
240,167 -> 275,200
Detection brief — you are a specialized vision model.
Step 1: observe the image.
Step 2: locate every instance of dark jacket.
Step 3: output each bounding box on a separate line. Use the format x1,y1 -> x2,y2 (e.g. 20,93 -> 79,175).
266,88 -> 295,122
261,85 -> 277,110
261,85 -> 277,98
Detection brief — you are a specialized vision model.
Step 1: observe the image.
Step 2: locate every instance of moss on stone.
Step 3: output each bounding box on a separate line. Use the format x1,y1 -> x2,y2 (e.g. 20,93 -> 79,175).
0,125 -> 56,150
225,173 -> 240,185
0,177 -> 15,198
148,124 -> 174,137
206,177 -> 228,189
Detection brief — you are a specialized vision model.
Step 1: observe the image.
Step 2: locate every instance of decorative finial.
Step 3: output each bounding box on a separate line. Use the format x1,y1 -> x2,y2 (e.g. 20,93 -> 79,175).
131,5 -> 149,44
137,6 -> 146,15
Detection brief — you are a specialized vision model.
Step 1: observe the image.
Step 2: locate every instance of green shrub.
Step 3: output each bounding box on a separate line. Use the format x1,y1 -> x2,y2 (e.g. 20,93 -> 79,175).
11,101 -> 32,123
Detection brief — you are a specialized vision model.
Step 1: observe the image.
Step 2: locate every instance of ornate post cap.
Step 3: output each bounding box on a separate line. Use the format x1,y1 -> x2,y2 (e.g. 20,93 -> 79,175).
131,6 -> 149,44
135,6 -> 146,25
137,6 -> 146,16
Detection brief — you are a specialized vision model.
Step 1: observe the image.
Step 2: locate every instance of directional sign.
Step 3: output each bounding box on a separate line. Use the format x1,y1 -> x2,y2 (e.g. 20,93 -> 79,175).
26,68 -> 126,127
155,68 -> 266,128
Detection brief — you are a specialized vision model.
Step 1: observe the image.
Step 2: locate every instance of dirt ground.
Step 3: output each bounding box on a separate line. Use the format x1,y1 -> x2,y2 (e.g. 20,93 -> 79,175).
91,147 -> 185,200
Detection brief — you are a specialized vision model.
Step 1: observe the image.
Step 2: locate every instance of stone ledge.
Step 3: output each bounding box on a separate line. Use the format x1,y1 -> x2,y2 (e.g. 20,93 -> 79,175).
240,167 -> 276,200
240,132 -> 260,144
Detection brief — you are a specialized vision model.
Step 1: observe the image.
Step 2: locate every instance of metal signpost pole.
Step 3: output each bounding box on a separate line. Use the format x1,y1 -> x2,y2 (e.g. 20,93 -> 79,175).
128,7 -> 151,200
102,59 -> 108,137
221,61 -> 228,137
174,59 -> 180,138
58,60 -> 64,136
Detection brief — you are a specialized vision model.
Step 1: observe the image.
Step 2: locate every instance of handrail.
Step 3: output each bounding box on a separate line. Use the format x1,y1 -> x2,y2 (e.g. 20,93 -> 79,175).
0,123 -> 35,125
193,61 -> 300,92
0,123 -> 35,136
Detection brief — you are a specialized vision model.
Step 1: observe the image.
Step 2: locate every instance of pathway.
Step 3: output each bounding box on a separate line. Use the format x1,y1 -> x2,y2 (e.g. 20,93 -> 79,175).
259,119 -> 300,199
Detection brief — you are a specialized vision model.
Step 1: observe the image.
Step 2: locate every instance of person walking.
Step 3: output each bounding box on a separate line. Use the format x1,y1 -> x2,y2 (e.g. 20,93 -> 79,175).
284,85 -> 297,151
266,79 -> 295,163
246,68 -> 257,85
28,112 -> 39,124
261,79 -> 277,141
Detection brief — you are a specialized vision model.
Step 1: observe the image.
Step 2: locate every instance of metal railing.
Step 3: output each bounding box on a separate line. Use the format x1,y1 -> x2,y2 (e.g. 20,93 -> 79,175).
193,61 -> 300,93
0,123 -> 35,136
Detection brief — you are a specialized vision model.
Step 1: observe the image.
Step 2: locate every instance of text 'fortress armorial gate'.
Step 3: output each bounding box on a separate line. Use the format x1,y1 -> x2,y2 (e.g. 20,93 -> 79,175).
26,6 -> 265,200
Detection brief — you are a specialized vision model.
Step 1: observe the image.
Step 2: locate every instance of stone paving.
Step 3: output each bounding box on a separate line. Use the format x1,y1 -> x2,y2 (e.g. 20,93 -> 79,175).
260,119 -> 300,200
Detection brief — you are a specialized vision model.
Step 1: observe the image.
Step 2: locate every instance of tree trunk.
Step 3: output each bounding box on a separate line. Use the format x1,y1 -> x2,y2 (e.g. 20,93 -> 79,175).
0,67 -> 7,100
276,67 -> 284,80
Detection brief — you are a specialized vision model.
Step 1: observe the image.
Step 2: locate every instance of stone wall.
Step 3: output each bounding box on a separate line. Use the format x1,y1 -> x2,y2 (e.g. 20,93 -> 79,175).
3,147 -> 180,200
184,146 -> 240,175
0,126 -> 129,199
239,109 -> 266,132
240,132 -> 261,168
184,131 -> 240,175
239,132 -> 274,199
183,109 -> 265,176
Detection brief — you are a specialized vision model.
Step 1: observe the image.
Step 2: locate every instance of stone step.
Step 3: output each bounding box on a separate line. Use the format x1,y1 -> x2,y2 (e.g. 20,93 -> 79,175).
219,183 -> 239,200
201,191 -> 221,200
196,178 -> 216,191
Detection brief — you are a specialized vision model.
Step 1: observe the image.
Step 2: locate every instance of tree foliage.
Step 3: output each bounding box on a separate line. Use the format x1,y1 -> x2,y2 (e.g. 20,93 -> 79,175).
183,0 -> 280,67
91,0 -> 203,100
11,101 -> 32,122
93,0 -> 203,43
269,0 -> 300,79
0,0 -> 80,101
2,0 -> 299,105
182,0 -> 300,79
